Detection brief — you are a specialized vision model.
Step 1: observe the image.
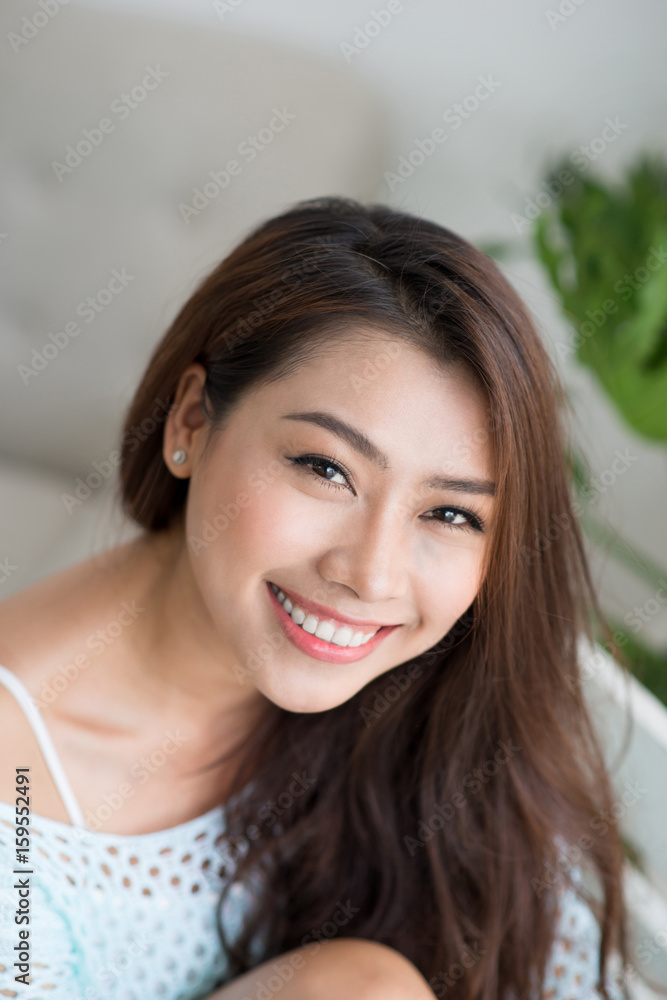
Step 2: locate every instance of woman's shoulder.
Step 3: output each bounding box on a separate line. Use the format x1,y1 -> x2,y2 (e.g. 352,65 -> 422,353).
0,538 -> 142,684
0,543 -> 139,820
0,564 -> 84,703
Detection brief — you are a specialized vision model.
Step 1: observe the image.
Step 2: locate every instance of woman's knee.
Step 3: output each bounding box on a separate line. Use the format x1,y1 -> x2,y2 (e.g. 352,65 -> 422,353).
302,937 -> 436,999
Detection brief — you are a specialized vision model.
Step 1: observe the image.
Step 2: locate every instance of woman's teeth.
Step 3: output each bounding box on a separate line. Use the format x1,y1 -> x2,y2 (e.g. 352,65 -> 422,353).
270,583 -> 380,648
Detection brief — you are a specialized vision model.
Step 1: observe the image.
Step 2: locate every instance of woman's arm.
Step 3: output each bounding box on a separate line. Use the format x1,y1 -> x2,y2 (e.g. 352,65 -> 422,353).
206,938 -> 437,1000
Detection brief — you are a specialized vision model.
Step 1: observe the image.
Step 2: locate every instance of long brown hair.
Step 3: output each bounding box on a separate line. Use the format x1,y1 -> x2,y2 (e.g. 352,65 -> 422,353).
117,197 -> 634,999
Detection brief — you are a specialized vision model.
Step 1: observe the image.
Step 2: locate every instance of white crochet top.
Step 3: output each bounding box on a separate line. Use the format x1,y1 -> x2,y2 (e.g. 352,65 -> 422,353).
0,663 -> 628,999
0,663 -> 258,999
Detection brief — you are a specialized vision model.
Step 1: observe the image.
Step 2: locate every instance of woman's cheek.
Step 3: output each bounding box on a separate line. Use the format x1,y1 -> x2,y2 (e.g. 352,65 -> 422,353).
208,473 -> 311,568
246,483 -> 328,558
427,547 -> 485,616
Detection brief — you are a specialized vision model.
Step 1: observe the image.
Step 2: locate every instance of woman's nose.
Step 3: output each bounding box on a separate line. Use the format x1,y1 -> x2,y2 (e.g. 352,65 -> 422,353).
316,504 -> 410,606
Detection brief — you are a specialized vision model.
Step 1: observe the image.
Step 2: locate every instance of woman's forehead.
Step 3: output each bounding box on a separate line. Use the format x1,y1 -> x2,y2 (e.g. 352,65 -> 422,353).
236,340 -> 496,482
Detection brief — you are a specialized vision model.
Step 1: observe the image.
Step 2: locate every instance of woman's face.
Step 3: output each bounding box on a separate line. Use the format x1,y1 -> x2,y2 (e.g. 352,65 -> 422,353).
167,333 -> 497,713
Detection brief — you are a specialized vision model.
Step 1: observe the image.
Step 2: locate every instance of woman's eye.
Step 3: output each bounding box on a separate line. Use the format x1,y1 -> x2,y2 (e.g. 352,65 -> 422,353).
288,454 -> 350,490
424,508 -> 485,533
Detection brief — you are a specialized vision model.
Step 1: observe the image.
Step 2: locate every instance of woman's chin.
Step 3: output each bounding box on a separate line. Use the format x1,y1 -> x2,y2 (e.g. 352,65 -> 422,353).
254,669 -> 357,715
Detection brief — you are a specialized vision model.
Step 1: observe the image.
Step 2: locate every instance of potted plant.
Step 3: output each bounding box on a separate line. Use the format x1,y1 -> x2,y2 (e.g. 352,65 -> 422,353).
482,154 -> 667,993
509,153 -> 667,994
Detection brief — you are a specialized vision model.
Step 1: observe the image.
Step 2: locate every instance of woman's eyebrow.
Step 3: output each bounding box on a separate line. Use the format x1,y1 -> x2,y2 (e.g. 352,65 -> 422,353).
280,410 -> 496,497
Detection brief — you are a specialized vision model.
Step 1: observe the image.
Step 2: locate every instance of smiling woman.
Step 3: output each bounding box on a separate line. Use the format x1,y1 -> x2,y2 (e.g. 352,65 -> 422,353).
157,333 -> 496,716
0,198 -> 636,999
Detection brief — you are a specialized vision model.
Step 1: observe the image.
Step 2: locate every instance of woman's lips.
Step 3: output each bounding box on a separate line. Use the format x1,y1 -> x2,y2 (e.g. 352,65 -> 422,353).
266,581 -> 399,664
273,582 -> 394,630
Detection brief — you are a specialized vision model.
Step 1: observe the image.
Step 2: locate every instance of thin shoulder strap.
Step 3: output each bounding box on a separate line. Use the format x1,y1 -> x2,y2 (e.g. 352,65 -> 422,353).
0,664 -> 86,828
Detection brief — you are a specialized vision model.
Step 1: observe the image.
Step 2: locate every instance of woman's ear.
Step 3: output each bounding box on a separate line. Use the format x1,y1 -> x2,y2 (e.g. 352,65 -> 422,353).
163,363 -> 209,478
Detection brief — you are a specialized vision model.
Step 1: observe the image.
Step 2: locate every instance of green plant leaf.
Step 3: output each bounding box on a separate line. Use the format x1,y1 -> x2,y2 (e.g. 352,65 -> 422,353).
531,153 -> 667,441
601,618 -> 667,708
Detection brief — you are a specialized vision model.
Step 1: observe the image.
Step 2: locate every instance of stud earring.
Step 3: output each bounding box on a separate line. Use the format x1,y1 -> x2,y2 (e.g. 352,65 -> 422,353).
171,449 -> 187,465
